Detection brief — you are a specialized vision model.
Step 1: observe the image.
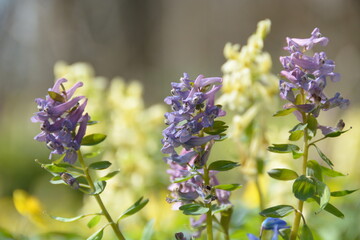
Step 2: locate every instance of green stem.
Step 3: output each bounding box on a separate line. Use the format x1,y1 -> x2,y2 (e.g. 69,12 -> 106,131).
77,150 -> 126,240
203,165 -> 213,240
290,115 -> 309,240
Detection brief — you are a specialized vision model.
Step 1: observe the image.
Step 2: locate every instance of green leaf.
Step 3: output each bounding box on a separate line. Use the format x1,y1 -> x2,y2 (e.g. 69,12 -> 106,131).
268,144 -> 300,153
89,161 -> 112,170
208,160 -> 240,171
51,213 -> 98,222
289,130 -> 304,141
292,175 -> 317,201
211,204 -> 231,215
214,184 -> 242,191
313,196 -> 344,218
267,168 -> 298,181
44,164 -> 67,173
313,144 -> 334,168
179,204 -> 209,215
50,175 -> 65,185
300,224 -> 314,240
118,197 -> 149,221
141,219 -> 155,240
173,174 -> 195,183
81,134 -> 107,146
307,160 -> 323,181
273,108 -> 296,117
220,207 -> 233,236
289,123 -> 308,132
90,181 -> 106,195
292,150 -> 303,159
48,91 -> 66,103
306,115 -> 318,139
315,180 -> 330,210
331,189 -> 358,197
324,128 -> 351,138
84,151 -> 102,158
87,215 -> 102,228
321,166 -> 346,177
259,205 -> 295,218
203,121 -> 228,135
98,170 -> 120,181
87,228 -> 103,240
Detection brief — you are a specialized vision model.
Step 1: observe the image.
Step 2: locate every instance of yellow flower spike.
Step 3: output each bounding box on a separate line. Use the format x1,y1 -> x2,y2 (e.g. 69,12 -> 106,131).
256,19 -> 271,39
13,190 -> 46,228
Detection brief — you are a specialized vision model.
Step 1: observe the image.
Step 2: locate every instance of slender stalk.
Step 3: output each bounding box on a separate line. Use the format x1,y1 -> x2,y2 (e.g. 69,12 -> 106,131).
203,165 -> 213,240
290,114 -> 309,240
78,150 -> 126,240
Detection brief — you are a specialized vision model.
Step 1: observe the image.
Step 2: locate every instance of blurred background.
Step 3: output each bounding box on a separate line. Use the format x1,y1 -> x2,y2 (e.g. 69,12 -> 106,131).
0,0 -> 359,239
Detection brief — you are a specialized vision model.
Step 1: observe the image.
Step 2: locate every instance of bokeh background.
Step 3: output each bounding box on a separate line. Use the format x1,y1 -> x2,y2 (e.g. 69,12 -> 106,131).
0,1 -> 359,239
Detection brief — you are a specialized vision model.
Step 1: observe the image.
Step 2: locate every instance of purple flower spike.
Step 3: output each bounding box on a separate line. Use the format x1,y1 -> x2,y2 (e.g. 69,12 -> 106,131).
280,28 -> 349,135
32,78 -> 90,164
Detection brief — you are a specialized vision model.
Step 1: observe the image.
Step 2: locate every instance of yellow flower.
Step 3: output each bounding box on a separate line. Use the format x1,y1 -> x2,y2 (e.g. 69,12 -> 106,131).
13,190 -> 46,227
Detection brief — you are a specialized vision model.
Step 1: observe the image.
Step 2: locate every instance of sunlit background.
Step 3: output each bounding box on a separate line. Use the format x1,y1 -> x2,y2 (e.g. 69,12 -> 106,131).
0,1 -> 359,239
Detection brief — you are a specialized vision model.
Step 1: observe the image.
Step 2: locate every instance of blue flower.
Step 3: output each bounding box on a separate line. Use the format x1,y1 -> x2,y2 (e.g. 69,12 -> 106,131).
247,218 -> 290,240
32,78 -> 90,164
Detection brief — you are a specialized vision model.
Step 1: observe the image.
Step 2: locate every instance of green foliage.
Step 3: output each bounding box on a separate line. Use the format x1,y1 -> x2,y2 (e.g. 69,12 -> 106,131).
259,205 -> 295,218
289,123 -> 307,141
89,161 -> 112,170
203,120 -> 228,135
312,196 -> 344,218
48,91 -> 66,103
324,128 -> 351,138
81,134 -> 107,146
87,215 -> 102,228
312,144 -> 334,168
211,204 -> 231,215
87,227 -> 104,240
331,189 -> 358,197
273,108 -> 296,117
173,174 -> 196,183
51,213 -> 100,223
307,160 -> 323,181
267,168 -> 298,181
90,181 -> 106,195
98,170 -> 120,181
300,224 -> 314,240
117,197 -> 149,221
179,203 -> 209,215
268,144 -> 303,159
306,115 -> 318,139
314,180 -> 330,210
84,151 -> 102,158
141,219 -> 155,240
208,160 -> 240,171
214,184 -> 242,191
292,175 -> 317,201
320,166 -> 346,177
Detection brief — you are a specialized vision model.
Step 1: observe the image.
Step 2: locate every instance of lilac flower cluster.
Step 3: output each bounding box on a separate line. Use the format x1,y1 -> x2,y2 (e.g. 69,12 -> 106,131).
279,28 -> 349,121
162,73 -> 230,237
161,73 -> 225,165
32,78 -> 90,164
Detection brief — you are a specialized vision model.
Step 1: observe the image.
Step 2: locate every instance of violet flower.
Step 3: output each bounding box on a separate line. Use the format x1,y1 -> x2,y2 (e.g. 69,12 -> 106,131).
32,78 -> 90,164
279,28 -> 349,134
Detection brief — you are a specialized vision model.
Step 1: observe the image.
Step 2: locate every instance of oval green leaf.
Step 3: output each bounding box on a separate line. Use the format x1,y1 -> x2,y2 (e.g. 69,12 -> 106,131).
89,161 -> 112,170
307,160 -> 323,181
312,196 -> 344,218
81,134 -> 107,146
268,144 -> 300,153
51,213 -> 98,222
312,144 -> 333,168
267,168 -> 298,181
292,175 -> 317,201
87,215 -> 102,229
273,108 -> 296,117
259,205 -> 295,218
173,174 -> 195,183
321,166 -> 346,177
208,160 -> 240,171
90,181 -> 106,195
